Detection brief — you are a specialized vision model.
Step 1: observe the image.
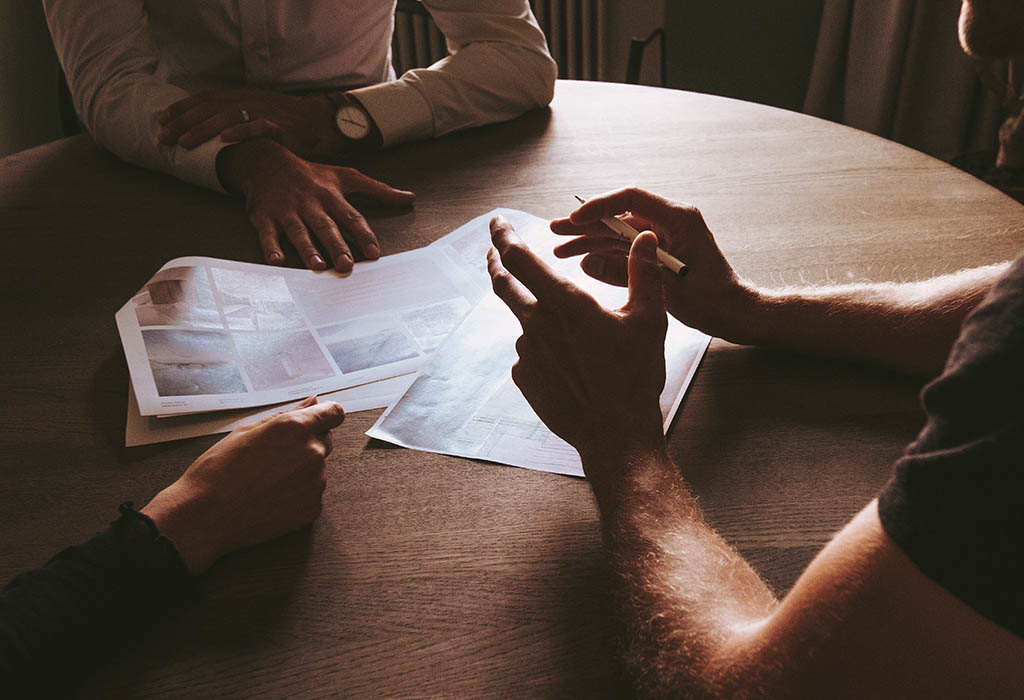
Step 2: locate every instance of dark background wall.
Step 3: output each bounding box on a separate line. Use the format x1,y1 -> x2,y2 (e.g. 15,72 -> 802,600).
0,0 -> 63,156
665,0 -> 827,112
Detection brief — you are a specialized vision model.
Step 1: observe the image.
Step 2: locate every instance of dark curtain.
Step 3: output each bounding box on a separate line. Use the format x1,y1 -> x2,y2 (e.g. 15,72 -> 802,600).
804,0 -> 1004,161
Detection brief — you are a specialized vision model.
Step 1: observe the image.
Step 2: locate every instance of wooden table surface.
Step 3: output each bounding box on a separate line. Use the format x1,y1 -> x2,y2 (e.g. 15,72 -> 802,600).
1,80 -> 1021,699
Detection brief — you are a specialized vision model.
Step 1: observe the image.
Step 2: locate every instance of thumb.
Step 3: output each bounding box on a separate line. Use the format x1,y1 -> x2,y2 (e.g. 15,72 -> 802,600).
298,401 -> 346,433
625,231 -> 664,317
350,171 -> 416,207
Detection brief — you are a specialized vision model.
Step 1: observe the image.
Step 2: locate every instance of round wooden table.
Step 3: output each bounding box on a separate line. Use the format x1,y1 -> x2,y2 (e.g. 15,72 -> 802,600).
1,80 -> 1021,699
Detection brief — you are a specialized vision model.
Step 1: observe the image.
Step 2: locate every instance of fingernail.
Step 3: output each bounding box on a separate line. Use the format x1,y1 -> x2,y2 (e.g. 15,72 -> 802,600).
310,254 -> 326,269
268,252 -> 283,264
365,244 -> 380,258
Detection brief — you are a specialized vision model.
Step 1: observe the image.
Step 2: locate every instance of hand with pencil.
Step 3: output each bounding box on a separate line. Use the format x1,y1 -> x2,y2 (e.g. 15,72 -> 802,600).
551,187 -> 761,344
487,215 -> 668,472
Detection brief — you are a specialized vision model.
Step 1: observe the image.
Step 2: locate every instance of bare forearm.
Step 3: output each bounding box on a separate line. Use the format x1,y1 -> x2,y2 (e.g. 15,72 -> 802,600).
737,263 -> 1007,376
584,449 -> 778,699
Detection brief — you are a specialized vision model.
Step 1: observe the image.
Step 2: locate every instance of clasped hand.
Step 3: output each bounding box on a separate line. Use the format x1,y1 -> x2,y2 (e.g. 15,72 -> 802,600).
157,87 -> 341,159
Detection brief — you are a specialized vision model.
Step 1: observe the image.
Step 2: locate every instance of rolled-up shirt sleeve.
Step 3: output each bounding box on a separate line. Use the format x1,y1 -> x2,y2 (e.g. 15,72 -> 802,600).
43,0 -> 228,192
350,0 -> 557,147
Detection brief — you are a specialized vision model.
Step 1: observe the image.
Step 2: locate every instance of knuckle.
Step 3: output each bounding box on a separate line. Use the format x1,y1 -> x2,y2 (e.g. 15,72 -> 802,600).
308,216 -> 337,234
336,209 -> 365,225
490,270 -> 514,294
514,335 -> 527,356
309,441 -> 328,460
282,220 -> 307,237
309,185 -> 335,201
510,360 -> 524,385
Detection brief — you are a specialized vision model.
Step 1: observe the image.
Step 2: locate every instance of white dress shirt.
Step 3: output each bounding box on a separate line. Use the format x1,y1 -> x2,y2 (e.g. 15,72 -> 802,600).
43,0 -> 556,191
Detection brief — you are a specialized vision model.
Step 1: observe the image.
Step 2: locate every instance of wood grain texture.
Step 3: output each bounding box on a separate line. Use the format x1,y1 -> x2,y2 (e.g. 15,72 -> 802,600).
1,81 -> 1021,699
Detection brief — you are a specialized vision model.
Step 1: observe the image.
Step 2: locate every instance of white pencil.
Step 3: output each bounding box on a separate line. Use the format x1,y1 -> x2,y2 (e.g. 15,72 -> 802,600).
574,195 -> 688,277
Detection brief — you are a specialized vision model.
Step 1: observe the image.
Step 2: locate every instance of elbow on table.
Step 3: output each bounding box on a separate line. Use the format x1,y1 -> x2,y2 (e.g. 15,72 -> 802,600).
529,51 -> 558,109
495,42 -> 557,111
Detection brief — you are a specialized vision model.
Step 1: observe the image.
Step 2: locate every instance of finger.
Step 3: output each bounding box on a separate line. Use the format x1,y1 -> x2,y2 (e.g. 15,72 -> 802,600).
302,209 -> 354,273
344,170 -> 416,207
321,196 -> 379,262
551,217 -> 604,238
158,102 -> 222,144
320,432 -> 334,457
570,187 -> 680,227
297,401 -> 346,433
296,396 -> 318,409
553,235 -> 628,259
551,213 -> 651,240
624,232 -> 665,318
281,216 -> 327,270
254,216 -> 286,265
487,246 -> 535,325
179,112 -> 241,149
489,215 -> 575,304
158,90 -> 217,123
220,119 -> 284,144
581,252 -> 628,287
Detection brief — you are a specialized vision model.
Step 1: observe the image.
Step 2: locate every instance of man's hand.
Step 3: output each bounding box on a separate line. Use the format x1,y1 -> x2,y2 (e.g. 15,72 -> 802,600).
141,397 -> 345,575
157,87 -> 344,160
551,187 -> 761,344
487,215 -> 668,469
217,139 -> 415,272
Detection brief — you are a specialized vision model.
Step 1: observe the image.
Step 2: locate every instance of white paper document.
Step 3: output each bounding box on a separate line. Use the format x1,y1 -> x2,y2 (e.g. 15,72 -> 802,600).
116,248 -> 481,417
368,212 -> 711,477
125,374 -> 415,447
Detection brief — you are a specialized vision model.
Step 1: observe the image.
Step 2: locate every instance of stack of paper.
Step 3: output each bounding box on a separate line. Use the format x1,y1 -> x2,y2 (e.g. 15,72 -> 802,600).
117,210 -> 709,476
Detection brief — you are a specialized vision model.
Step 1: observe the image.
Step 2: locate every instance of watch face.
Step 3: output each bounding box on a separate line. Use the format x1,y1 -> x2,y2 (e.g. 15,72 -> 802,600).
336,104 -> 371,140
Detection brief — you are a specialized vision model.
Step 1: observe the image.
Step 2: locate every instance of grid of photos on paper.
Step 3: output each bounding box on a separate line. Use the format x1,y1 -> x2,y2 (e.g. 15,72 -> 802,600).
134,265 -> 336,397
133,255 -> 481,400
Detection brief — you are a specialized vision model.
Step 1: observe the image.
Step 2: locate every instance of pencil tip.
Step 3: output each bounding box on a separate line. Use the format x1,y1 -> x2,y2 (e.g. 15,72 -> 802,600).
574,195 -> 585,204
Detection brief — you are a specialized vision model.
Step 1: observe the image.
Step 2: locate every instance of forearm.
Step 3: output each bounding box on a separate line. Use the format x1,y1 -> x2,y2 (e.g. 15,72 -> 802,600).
0,505 -> 195,697
44,0 -> 226,191
584,448 -> 778,699
737,263 -> 1008,376
352,0 -> 556,146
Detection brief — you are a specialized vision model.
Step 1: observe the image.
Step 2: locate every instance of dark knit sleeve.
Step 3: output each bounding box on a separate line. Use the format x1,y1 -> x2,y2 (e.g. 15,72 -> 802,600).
878,255 -> 1024,639
0,503 -> 197,698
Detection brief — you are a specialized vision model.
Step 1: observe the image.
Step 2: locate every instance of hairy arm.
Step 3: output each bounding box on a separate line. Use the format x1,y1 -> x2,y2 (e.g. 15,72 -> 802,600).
744,264 -> 1006,376
592,456 -> 1024,700
585,448 -> 778,698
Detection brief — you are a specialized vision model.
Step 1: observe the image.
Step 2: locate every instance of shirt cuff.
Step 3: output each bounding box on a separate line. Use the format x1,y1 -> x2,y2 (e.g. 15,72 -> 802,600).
160,137 -> 232,194
348,81 -> 435,148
